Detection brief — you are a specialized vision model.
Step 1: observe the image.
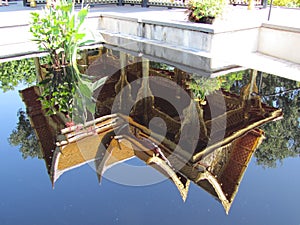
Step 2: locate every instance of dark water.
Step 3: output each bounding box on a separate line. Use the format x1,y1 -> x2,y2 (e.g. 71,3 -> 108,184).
0,48 -> 299,225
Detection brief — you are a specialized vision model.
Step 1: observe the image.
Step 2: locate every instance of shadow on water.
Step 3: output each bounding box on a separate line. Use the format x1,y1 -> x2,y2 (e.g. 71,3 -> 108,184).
3,46 -> 299,214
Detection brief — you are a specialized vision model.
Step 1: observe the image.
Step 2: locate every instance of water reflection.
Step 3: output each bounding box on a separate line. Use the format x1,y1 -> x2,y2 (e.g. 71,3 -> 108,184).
8,109 -> 42,159
0,58 -> 36,92
255,74 -> 300,168
13,47 -> 287,214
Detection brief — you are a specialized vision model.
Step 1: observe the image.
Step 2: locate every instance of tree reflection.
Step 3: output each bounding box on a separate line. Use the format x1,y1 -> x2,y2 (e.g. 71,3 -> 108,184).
254,74 -> 300,168
216,70 -> 299,168
8,109 -> 42,159
188,70 -> 244,103
219,70 -> 244,92
0,58 -> 37,92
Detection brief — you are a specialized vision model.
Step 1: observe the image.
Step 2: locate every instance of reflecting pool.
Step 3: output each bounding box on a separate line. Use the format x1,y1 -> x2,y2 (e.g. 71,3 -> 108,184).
0,47 -> 299,225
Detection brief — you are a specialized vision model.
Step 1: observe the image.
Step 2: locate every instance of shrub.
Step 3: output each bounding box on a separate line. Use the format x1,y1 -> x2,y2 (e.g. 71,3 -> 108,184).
186,0 -> 226,23
269,0 -> 300,7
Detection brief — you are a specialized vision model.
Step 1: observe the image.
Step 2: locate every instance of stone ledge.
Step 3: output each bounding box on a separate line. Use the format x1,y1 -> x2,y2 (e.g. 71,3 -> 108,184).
258,25 -> 300,64
98,13 -> 215,33
262,22 -> 300,33
99,29 -> 243,76
227,52 -> 300,82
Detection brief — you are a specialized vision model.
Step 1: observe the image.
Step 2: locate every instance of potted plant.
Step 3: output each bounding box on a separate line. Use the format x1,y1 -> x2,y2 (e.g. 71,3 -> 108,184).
29,0 -> 100,123
186,0 -> 226,24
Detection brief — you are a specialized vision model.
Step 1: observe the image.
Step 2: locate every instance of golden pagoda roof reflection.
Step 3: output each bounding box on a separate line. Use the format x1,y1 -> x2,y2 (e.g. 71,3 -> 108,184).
20,84 -> 282,214
19,47 -> 283,214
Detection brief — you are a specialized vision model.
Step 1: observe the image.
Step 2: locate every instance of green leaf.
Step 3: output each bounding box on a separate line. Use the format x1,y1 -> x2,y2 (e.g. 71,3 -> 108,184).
77,8 -> 88,24
75,33 -> 86,41
78,81 -> 92,98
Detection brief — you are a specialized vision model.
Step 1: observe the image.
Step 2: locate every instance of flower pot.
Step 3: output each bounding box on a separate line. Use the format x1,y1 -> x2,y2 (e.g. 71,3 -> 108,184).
187,11 -> 215,24
198,16 -> 215,24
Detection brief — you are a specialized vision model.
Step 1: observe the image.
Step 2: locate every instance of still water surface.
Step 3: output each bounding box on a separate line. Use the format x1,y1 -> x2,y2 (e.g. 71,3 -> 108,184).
0,48 -> 299,225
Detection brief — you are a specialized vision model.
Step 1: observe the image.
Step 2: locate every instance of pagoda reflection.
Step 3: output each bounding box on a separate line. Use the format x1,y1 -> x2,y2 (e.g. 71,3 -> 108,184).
20,47 -> 283,214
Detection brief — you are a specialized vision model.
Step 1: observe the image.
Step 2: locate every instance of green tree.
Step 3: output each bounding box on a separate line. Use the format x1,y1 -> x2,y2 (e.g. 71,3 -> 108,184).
0,58 -> 36,92
8,109 -> 42,159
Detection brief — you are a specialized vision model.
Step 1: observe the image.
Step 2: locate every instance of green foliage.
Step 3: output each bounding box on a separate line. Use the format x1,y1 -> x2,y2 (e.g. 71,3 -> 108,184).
269,0 -> 300,7
39,66 -> 76,115
29,0 -> 96,123
188,75 -> 222,102
8,109 -> 42,159
0,58 -> 36,92
186,0 -> 226,23
255,74 -> 300,168
219,70 -> 244,91
187,71 -> 245,102
29,0 -> 92,68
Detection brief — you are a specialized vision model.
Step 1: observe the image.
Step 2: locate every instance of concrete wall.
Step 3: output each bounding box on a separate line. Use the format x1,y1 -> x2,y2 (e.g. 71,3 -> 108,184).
98,14 -> 260,76
99,15 -> 214,51
143,23 -> 213,52
258,24 -> 300,64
